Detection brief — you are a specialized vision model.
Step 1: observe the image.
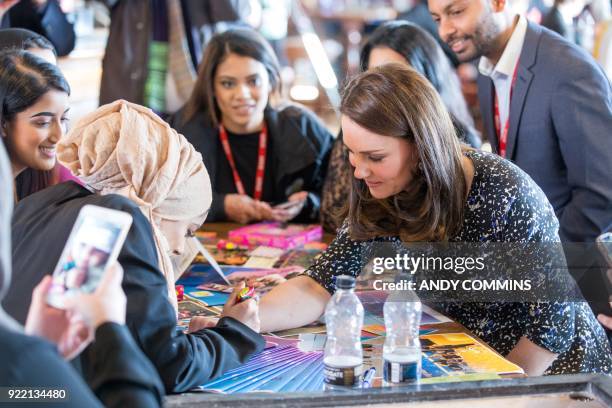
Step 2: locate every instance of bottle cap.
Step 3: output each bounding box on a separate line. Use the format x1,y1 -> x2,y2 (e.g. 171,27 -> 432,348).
335,275 -> 356,290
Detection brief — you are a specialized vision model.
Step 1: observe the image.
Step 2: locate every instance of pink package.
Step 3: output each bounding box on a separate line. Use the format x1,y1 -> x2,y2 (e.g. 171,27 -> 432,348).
228,222 -> 323,249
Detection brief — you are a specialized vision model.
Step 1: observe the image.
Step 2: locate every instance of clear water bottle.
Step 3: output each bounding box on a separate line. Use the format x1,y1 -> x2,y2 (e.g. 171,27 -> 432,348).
383,279 -> 422,384
323,275 -> 364,388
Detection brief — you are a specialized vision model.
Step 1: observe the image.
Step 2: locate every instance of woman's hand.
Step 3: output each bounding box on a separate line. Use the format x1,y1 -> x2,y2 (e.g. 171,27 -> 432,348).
188,316 -> 219,333
598,312 -> 612,330
505,336 -> 558,376
25,275 -> 93,360
271,191 -> 308,222
221,282 -> 260,332
224,194 -> 273,224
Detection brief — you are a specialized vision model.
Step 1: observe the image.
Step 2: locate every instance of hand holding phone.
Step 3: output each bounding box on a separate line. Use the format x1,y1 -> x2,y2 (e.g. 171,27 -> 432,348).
47,205 -> 132,308
271,191 -> 309,222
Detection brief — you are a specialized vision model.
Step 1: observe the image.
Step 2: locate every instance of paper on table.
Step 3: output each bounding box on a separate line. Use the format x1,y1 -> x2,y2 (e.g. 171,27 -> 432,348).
298,333 -> 327,352
192,237 -> 231,285
263,335 -> 301,349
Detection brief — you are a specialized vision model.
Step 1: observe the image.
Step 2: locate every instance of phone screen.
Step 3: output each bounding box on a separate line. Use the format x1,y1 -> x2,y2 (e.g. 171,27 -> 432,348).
47,206 -> 132,307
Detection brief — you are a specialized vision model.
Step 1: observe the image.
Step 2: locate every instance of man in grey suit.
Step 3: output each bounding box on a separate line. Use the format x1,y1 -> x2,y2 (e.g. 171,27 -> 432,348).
428,0 -> 612,326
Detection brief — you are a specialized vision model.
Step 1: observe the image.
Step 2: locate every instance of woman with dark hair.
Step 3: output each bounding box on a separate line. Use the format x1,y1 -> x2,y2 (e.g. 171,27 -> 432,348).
320,21 -> 480,232
171,28 -> 332,224
0,28 -> 81,195
258,64 -> 611,376
0,27 -> 56,63
361,21 -> 478,147
0,49 -> 70,201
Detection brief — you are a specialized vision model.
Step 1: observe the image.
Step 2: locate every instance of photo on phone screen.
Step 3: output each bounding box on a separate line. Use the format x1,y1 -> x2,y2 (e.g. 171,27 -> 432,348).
47,205 -> 132,308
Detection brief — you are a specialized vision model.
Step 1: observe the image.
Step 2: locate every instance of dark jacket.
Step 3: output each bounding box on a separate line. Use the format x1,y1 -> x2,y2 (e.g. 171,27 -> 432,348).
3,182 -> 265,393
99,0 -> 250,106
170,105 -> 333,223
0,323 -> 164,407
477,22 -> 612,244
2,0 -> 76,56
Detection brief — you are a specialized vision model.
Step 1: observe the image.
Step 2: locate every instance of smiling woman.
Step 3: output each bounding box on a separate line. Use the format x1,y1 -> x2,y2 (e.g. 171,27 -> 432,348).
170,28 -> 332,225
0,49 -> 70,201
259,64 -> 612,377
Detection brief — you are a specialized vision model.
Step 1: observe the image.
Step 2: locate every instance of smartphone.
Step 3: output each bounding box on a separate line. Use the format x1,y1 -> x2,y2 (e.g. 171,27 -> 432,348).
47,205 -> 133,308
273,200 -> 302,210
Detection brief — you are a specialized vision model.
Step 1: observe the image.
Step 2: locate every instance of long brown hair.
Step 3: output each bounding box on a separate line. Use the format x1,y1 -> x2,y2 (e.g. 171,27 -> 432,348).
360,21 -> 475,139
340,64 -> 466,242
181,28 -> 281,127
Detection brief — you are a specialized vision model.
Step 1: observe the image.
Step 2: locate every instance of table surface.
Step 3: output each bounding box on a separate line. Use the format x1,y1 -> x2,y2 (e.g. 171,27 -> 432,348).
183,223 -> 524,395
199,222 -> 521,365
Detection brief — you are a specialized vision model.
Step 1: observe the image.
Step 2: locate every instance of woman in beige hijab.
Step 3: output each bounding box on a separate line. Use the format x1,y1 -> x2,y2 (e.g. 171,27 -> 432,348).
58,99 -> 212,310
0,133 -> 165,406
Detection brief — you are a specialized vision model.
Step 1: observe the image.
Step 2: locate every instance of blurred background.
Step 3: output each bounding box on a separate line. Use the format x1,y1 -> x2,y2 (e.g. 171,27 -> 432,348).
6,0 -> 610,131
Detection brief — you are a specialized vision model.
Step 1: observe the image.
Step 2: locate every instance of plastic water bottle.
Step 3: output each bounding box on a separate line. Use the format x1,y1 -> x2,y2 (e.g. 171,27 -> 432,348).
323,275 -> 364,388
383,280 -> 422,384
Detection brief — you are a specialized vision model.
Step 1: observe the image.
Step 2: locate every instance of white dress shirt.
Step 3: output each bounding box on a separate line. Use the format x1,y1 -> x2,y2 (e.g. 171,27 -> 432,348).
478,15 -> 529,138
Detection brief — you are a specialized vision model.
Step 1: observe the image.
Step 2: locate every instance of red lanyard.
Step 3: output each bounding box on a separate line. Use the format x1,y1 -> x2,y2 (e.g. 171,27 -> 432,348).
493,61 -> 520,158
218,124 -> 268,201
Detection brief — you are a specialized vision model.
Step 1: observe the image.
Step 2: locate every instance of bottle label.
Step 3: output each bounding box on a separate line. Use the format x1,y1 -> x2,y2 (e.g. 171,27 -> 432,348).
323,364 -> 363,387
383,359 -> 420,383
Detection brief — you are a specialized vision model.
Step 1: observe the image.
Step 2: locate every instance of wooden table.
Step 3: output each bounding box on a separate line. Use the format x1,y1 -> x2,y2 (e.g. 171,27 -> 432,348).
166,374 -> 612,407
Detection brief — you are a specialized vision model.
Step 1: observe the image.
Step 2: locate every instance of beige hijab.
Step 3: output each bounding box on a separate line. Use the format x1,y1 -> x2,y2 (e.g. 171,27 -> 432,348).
58,100 -> 211,311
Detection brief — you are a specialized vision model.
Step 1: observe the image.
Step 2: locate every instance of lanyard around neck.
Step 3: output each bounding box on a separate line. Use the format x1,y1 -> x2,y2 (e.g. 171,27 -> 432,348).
218,124 -> 268,201
493,60 -> 520,158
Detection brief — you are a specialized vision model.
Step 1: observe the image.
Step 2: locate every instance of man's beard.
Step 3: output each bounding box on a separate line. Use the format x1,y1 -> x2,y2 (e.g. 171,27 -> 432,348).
470,14 -> 501,61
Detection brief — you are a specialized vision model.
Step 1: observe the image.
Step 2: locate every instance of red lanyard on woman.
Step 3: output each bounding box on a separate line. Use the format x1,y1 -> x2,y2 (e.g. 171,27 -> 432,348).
493,61 -> 520,158
218,124 -> 268,201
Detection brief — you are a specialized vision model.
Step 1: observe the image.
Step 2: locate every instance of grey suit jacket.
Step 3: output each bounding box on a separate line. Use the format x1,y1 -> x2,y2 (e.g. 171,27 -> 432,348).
478,22 -> 612,243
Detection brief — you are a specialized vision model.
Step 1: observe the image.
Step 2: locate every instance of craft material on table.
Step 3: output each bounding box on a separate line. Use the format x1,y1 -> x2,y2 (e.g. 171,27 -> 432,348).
420,333 -> 524,376
262,335 -> 301,349
272,248 -> 324,269
196,265 -> 305,296
243,246 -> 285,268
177,299 -> 221,332
183,288 -> 229,307
197,329 -> 515,393
356,290 -> 451,325
297,333 -> 327,352
193,244 -> 250,266
198,345 -> 325,393
175,284 -> 184,301
192,238 -> 231,284
228,222 -> 323,249
236,286 -> 255,302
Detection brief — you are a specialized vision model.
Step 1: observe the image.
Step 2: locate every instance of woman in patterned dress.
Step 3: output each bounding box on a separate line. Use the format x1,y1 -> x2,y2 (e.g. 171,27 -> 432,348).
259,64 -> 612,376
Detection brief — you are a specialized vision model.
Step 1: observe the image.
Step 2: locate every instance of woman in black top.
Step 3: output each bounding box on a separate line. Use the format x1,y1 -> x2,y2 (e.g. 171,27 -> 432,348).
0,49 -> 69,201
0,141 -> 164,407
321,21 -> 480,233
260,64 -> 612,376
171,28 -> 332,224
